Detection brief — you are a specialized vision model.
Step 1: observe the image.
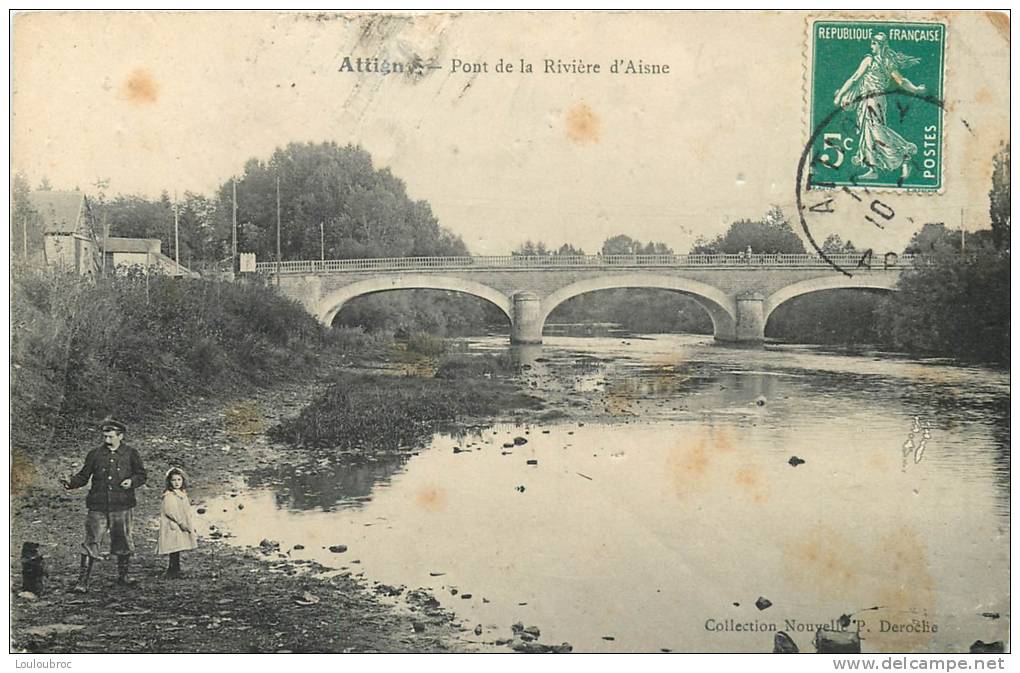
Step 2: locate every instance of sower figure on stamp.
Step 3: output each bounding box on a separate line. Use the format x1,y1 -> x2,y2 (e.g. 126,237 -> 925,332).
833,33 -> 926,181
60,419 -> 148,593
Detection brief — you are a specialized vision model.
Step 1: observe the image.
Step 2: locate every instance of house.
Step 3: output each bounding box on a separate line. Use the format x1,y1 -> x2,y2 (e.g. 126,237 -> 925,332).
21,189 -> 197,277
27,190 -> 101,275
104,237 -> 197,277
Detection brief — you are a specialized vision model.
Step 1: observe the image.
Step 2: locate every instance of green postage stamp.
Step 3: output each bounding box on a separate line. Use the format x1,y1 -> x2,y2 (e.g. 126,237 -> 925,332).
808,20 -> 946,191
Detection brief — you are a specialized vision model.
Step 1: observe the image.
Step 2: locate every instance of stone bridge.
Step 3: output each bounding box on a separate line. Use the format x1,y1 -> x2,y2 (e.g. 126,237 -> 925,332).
257,254 -> 912,345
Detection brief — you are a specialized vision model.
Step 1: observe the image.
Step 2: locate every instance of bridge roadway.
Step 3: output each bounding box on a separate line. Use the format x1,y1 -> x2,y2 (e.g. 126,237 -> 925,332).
257,253 -> 912,345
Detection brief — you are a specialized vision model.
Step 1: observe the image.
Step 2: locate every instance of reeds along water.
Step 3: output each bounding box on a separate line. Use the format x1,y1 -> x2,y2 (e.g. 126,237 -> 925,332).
268,369 -> 542,452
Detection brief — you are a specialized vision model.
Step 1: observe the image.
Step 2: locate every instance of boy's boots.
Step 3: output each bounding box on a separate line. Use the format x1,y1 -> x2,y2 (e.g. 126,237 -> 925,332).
116,554 -> 137,587
165,552 -> 183,579
71,554 -> 93,594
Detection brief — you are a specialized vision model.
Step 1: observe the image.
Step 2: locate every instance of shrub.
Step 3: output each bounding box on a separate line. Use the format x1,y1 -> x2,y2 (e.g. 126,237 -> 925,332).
405,331 -> 446,356
10,269 -> 334,453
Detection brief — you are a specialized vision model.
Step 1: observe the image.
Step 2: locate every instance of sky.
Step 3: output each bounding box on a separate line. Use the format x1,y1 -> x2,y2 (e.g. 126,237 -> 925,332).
11,10 -> 1010,256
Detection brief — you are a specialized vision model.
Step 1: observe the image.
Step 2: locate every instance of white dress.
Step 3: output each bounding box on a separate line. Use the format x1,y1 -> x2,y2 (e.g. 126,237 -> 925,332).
156,489 -> 199,554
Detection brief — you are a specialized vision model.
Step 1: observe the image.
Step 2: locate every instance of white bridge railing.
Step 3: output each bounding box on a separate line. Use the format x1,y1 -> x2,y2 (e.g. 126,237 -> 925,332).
255,253 -> 915,275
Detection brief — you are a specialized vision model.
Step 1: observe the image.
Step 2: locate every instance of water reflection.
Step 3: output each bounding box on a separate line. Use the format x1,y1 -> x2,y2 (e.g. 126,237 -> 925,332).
247,455 -> 411,512
205,335 -> 1009,653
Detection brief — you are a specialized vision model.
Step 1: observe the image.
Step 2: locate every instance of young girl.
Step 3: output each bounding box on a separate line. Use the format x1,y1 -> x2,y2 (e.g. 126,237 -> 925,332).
157,467 -> 198,578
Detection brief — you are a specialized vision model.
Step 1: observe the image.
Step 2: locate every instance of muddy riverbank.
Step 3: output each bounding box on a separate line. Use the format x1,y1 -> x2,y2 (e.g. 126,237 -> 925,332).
10,350 -> 542,654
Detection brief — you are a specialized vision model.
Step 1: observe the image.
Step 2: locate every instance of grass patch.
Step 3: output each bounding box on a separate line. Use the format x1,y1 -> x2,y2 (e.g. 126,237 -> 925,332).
405,331 -> 446,357
434,352 -> 515,379
11,268 -> 334,454
269,372 -> 543,451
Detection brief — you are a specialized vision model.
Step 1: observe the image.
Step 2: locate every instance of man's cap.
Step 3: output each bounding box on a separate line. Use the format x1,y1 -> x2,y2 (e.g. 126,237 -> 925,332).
99,418 -> 127,433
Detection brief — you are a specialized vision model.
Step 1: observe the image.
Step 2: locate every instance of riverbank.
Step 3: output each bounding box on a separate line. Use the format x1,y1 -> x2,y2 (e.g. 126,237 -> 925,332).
9,347 -> 541,654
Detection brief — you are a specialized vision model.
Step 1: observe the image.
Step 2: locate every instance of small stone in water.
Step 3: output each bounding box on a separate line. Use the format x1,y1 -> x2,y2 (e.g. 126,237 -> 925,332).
788,456 -> 806,467
513,437 -> 528,445
328,545 -> 348,554
527,459 -> 538,465
461,593 -> 472,599
755,597 -> 773,611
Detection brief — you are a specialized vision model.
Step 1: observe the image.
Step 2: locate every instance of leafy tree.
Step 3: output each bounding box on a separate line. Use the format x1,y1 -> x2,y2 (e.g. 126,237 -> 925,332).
219,142 -> 467,262
512,240 -> 550,256
599,235 -> 673,255
640,241 -> 674,254
990,143 -> 1009,251
601,234 -> 641,255
101,194 -> 175,258
821,233 -> 857,254
546,289 -> 712,335
554,243 -> 585,256
767,290 -> 883,345
37,176 -> 52,191
879,247 -> 1008,363
689,236 -> 720,255
692,206 -> 806,254
903,223 -> 962,255
11,172 -> 35,260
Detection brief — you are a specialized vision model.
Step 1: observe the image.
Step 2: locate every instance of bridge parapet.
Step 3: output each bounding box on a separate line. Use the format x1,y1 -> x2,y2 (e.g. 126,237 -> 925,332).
256,253 -> 915,275
269,254 -> 913,346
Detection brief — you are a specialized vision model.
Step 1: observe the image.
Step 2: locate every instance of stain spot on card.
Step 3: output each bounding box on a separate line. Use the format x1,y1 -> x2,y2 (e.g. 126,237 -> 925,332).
784,524 -> 936,652
11,451 -> 36,497
122,68 -> 159,105
224,400 -> 265,438
416,485 -> 446,512
984,11 -> 1009,43
733,466 -> 768,502
666,428 -> 742,498
871,526 -> 937,652
566,103 -> 600,144
784,524 -> 859,590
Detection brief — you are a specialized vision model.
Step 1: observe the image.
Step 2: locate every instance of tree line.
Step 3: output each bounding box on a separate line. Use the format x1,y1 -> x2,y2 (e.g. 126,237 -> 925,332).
13,141 -> 1009,363
12,142 -> 469,271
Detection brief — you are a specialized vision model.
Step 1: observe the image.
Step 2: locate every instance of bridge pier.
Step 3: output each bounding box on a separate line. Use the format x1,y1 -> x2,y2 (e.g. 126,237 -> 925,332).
734,293 -> 766,344
510,291 -> 544,344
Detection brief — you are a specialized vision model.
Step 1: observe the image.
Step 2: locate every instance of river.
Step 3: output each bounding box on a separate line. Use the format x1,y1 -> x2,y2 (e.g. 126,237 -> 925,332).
204,334 -> 1010,653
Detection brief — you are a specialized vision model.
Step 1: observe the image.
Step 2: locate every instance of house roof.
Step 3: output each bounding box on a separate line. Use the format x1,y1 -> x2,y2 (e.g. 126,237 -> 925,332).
105,237 -> 162,254
27,191 -> 88,235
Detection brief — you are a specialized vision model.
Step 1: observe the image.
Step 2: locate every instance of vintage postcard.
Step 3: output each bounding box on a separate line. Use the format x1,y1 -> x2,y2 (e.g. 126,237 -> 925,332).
8,10 -> 1010,661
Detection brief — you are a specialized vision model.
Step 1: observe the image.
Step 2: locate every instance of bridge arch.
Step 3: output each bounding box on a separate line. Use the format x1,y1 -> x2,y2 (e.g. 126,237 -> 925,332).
318,274 -> 513,326
539,273 -> 739,341
763,275 -> 899,324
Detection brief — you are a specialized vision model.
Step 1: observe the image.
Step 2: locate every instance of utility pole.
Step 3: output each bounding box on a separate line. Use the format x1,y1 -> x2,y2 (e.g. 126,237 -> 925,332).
960,207 -> 966,253
92,177 -> 110,276
231,178 -> 238,275
320,221 -> 325,262
173,193 -> 180,276
276,174 -> 282,286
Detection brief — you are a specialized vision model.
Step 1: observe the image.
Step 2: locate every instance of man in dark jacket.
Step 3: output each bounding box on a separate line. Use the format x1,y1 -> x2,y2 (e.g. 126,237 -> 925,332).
60,419 -> 147,593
